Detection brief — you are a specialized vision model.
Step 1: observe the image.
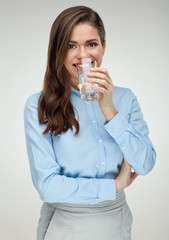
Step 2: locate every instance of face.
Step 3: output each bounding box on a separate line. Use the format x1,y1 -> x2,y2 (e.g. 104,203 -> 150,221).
64,23 -> 106,90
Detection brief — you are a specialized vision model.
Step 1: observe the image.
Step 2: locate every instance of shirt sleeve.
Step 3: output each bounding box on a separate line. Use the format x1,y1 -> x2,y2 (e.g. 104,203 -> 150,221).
24,94 -> 116,204
104,89 -> 156,176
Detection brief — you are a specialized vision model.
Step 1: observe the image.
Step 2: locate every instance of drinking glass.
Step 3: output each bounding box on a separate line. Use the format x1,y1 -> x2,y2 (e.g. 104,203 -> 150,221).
77,58 -> 98,102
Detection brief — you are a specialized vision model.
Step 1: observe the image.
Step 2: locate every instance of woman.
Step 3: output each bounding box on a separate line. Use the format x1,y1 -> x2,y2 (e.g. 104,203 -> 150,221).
24,6 -> 156,240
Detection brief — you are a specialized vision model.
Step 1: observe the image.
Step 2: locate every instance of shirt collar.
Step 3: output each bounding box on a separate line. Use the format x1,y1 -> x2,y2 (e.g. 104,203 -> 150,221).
71,87 -> 81,97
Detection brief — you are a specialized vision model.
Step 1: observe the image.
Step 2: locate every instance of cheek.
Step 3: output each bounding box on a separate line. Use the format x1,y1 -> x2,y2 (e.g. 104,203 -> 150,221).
64,52 -> 72,66
64,60 -> 72,73
94,48 -> 104,65
96,54 -> 103,67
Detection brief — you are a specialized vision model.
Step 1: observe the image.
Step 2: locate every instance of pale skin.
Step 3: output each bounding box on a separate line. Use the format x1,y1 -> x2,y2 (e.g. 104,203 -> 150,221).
64,23 -> 139,193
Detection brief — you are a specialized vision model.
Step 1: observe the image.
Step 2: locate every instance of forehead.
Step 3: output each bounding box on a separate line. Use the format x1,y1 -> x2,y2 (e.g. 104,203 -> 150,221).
70,23 -> 100,41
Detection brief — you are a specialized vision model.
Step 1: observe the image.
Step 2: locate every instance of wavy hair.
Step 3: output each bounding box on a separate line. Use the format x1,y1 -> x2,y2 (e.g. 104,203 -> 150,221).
38,6 -> 106,136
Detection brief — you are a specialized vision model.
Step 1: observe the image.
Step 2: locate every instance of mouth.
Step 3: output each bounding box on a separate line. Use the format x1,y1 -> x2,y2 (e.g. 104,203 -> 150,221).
73,61 -> 95,68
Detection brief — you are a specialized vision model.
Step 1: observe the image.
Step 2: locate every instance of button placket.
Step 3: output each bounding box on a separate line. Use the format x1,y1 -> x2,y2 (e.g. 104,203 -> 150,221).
85,102 -> 106,177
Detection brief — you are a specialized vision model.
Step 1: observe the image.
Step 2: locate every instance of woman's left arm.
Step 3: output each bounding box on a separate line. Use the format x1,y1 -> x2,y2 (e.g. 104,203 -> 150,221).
88,67 -> 156,176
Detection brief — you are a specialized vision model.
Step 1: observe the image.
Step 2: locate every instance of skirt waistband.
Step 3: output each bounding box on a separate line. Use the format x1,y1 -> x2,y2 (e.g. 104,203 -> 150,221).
49,191 -> 126,213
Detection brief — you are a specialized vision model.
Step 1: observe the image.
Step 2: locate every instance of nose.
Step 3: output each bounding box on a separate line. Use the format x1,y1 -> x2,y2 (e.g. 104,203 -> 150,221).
77,46 -> 89,59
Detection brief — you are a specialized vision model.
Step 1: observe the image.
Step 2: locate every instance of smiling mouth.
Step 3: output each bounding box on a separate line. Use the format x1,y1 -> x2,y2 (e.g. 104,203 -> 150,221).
73,61 -> 95,68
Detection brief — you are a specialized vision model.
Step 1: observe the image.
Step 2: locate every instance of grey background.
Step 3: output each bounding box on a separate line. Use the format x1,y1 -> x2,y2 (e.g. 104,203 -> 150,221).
0,0 -> 169,239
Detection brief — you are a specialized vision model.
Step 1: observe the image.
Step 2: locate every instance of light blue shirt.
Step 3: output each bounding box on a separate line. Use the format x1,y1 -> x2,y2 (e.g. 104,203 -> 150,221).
24,86 -> 156,204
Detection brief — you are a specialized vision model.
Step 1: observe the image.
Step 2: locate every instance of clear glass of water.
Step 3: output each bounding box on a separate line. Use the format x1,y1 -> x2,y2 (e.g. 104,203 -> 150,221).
77,58 -> 98,102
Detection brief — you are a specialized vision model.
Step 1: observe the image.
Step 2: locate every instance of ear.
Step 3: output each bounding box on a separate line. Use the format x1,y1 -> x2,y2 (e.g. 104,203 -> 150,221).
102,39 -> 106,55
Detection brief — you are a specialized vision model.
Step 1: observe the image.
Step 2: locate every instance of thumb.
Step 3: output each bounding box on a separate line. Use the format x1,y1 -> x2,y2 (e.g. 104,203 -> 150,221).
96,92 -> 102,102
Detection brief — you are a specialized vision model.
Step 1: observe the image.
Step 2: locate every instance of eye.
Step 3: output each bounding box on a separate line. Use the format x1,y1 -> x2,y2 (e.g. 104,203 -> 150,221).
68,44 -> 76,49
88,42 -> 98,47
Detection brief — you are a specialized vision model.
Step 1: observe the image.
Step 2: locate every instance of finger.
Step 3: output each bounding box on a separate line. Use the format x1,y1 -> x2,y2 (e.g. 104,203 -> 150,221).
88,71 -> 113,85
96,93 -> 103,102
92,84 -> 113,95
88,78 -> 112,92
88,71 -> 110,82
88,71 -> 105,79
91,67 -> 111,78
132,172 -> 139,178
130,172 -> 139,183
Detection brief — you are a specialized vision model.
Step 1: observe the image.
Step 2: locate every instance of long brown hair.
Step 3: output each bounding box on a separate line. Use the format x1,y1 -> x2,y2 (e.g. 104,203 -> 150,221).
38,6 -> 106,136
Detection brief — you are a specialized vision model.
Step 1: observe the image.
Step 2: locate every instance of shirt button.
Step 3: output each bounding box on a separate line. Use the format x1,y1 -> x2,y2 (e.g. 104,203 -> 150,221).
122,146 -> 126,150
98,139 -> 102,143
101,161 -> 106,165
92,120 -> 96,124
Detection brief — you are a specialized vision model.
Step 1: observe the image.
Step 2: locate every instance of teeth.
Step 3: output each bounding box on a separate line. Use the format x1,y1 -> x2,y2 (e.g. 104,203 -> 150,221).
78,64 -> 89,67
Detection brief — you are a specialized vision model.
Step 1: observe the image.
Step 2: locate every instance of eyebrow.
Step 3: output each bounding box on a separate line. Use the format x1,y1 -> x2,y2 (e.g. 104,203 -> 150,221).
69,39 -> 99,44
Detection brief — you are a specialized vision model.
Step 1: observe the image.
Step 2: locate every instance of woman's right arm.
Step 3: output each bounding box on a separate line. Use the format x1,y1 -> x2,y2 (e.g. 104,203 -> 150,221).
24,94 -> 117,203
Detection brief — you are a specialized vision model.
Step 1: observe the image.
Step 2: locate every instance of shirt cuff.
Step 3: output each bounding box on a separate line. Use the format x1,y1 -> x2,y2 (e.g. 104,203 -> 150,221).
104,112 -> 130,140
98,178 -> 116,201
